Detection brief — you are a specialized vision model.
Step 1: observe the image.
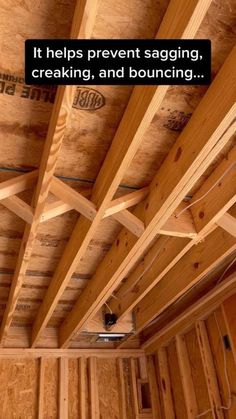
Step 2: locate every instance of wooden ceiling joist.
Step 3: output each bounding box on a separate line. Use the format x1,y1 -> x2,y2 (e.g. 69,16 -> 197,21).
57,14 -> 236,348
109,143 -> 236,320
31,0 -> 212,348
143,271 -> 236,353
135,219 -> 236,332
0,0 -> 99,344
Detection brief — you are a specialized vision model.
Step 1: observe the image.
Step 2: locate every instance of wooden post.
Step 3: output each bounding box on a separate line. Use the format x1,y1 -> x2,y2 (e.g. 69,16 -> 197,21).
117,359 -> 127,419
130,358 -> 140,417
88,357 -> 99,418
147,355 -> 162,419
59,357 -> 68,419
157,348 -> 175,419
176,335 -> 198,418
196,321 -> 224,419
78,357 -> 86,419
38,357 -> 45,419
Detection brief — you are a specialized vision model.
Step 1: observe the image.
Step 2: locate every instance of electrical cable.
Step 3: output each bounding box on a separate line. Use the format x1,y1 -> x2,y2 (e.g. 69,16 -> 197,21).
117,160 -> 235,300
175,162 -> 235,219
105,160 -> 235,310
217,255 -> 236,285
104,301 -> 112,314
214,311 -> 232,411
119,236 -> 171,298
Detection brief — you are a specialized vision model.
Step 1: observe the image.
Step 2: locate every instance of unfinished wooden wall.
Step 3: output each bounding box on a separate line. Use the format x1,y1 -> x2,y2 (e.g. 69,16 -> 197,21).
2,296 -> 236,418
145,294 -> 236,418
0,354 -> 160,418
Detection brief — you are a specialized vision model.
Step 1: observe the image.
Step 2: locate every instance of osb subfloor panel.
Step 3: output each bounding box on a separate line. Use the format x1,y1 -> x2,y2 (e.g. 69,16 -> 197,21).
0,0 -> 235,343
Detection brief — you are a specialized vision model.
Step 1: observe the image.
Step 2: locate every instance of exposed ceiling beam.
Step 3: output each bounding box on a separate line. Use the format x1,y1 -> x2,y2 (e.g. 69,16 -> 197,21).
135,219 -> 236,332
58,37 -> 236,348
143,271 -> 236,353
31,0 -> 212,347
109,144 -> 236,319
0,0 -> 99,344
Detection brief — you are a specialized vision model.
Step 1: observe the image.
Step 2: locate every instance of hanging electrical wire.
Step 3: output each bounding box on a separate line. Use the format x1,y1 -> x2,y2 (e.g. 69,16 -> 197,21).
175,161 -> 235,219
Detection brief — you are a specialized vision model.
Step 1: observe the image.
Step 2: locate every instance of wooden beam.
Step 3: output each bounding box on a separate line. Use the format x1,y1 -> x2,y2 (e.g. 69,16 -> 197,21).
176,335 -> 198,418
135,224 -> 236,332
0,348 -> 144,358
216,212 -> 236,238
117,359 -> 127,419
0,0 -> 99,344
190,162 -> 236,237
104,187 -> 149,218
32,0 -> 212,348
78,358 -> 86,419
196,321 -> 224,418
41,187 -> 92,222
112,143 -> 236,321
112,209 -> 145,237
40,199 -> 73,222
143,272 -> 236,353
1,195 -> 34,224
0,170 -> 38,200
38,358 -> 45,419
159,203 -> 197,238
59,45 -> 236,347
157,348 -> 175,419
130,358 -> 140,416
88,357 -> 99,419
59,357 -> 68,419
51,176 -> 97,221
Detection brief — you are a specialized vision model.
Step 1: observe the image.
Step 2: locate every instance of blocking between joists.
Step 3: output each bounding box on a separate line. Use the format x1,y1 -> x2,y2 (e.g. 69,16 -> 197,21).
48,176 -> 198,238
0,171 -> 198,240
